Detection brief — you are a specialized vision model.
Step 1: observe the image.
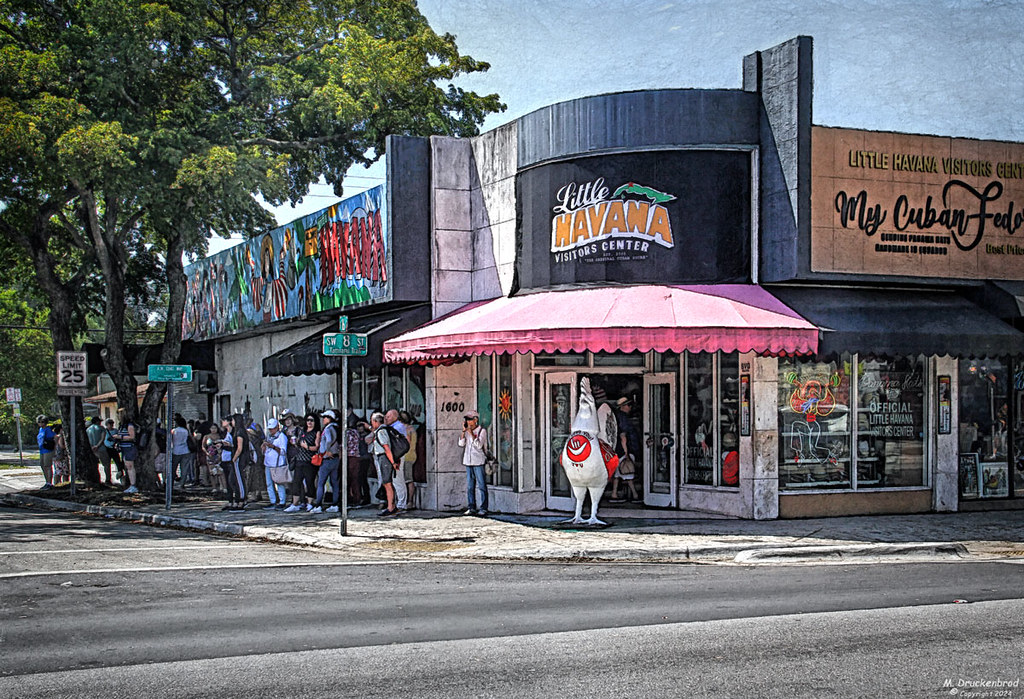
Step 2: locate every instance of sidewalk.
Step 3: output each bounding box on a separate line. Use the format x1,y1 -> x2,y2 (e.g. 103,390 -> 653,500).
3,460 -> 1024,564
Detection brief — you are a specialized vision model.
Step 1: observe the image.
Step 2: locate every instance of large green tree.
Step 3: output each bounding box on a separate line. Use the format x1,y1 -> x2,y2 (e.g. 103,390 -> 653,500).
0,0 -> 503,490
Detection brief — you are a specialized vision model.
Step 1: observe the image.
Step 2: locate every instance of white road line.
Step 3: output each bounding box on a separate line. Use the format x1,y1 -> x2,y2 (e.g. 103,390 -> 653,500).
0,544 -> 261,556
0,560 -> 417,579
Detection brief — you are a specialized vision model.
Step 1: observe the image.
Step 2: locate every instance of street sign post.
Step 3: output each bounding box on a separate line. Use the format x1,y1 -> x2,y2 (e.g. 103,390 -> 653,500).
147,364 -> 193,383
147,364 -> 193,510
56,352 -> 88,397
322,327 -> 364,536
323,332 -> 368,356
5,387 -> 21,403
56,351 -> 88,494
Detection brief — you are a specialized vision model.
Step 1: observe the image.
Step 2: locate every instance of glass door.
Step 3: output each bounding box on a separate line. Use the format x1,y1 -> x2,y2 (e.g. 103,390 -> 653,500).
544,372 -> 577,511
644,373 -> 676,507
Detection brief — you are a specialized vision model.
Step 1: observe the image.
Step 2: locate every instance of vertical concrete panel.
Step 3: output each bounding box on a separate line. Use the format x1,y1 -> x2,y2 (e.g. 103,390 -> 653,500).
934,355 -> 959,512
750,355 -> 780,519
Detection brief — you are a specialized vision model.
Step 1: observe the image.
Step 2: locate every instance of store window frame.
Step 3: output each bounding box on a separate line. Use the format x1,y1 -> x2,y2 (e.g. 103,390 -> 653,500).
681,351 -> 740,489
778,353 -> 932,493
477,355 -> 518,489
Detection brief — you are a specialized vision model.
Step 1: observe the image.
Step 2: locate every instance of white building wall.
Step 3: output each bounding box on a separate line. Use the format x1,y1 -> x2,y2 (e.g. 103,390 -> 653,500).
215,324 -> 337,427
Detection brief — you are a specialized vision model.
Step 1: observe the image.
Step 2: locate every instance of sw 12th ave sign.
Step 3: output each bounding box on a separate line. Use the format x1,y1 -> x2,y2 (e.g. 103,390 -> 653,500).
323,332 -> 368,356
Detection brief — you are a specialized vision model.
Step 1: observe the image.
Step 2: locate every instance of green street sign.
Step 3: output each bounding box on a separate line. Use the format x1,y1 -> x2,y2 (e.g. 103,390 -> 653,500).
148,364 -> 193,382
323,332 -> 367,356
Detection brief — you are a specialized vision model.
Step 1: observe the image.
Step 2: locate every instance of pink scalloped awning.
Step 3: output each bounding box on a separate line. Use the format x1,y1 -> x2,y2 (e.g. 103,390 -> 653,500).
383,284 -> 818,365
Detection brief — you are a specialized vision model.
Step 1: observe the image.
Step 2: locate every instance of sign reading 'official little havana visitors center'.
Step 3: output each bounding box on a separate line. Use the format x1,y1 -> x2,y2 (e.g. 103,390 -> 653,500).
811,126 -> 1024,279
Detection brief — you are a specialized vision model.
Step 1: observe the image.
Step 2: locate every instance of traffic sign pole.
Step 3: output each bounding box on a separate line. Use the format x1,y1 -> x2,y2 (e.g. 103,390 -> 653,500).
340,355 -> 348,537
165,384 -> 173,510
69,397 -> 76,496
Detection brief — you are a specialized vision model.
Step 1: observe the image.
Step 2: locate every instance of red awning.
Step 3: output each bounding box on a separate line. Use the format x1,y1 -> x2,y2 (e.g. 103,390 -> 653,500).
383,284 -> 818,365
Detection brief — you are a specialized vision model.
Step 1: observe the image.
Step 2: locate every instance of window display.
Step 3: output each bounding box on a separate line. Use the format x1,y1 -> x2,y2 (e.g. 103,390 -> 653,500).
778,356 -> 851,488
959,360 -> 1010,499
685,353 -> 714,485
856,356 -> 925,488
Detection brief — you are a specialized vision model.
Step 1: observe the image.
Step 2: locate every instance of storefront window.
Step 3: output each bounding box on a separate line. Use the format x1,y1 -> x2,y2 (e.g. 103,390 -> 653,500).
778,356 -> 852,489
535,352 -> 587,366
959,360 -> 1010,499
593,351 -> 645,367
719,354 -> 740,487
1013,363 -> 1024,498
857,356 -> 925,488
685,353 -> 714,485
496,354 -> 515,487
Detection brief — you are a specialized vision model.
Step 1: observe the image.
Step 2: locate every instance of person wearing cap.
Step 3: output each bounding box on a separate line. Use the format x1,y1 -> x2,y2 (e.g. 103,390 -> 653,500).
458,410 -> 489,515
36,415 -> 56,490
261,418 -> 290,509
311,409 -> 341,514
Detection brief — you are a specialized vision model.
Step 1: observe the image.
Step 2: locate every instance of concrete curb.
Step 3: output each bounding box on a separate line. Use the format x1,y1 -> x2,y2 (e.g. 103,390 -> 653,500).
1,493 -> 248,537
0,493 -> 979,565
733,542 -> 969,563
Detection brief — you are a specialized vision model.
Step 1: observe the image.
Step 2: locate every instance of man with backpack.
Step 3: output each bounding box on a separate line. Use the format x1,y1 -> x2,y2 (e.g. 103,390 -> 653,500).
384,409 -> 412,511
369,411 -> 402,517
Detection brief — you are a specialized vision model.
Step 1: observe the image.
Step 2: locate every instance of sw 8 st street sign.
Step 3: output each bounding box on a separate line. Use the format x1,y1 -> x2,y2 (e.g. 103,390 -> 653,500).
323,332 -> 368,356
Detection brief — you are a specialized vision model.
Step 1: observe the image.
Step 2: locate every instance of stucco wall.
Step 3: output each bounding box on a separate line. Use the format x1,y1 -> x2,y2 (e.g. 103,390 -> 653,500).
215,324 -> 337,425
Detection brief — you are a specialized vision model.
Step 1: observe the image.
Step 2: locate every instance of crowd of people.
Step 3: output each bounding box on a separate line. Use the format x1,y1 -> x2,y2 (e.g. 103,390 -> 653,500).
36,406 -> 425,516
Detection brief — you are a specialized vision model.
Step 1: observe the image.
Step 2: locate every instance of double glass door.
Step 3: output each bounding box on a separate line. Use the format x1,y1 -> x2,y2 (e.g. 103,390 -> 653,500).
543,372 -> 677,510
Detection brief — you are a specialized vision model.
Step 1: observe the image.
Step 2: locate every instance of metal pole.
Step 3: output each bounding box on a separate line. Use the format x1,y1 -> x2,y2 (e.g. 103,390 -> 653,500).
70,397 -> 77,496
165,384 -> 173,510
340,356 -> 348,536
15,414 -> 23,467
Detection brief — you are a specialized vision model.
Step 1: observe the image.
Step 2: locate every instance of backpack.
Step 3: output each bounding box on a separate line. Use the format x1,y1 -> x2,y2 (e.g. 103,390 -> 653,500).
41,431 -> 55,451
378,425 -> 409,460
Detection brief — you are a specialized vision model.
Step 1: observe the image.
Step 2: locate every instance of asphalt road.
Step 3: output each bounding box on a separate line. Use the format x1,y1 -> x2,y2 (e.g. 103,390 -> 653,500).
1,507 -> 1022,698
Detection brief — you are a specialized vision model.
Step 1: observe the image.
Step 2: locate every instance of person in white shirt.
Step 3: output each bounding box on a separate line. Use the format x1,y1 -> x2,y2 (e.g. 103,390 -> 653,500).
170,416 -> 193,485
261,418 -> 290,509
458,410 -> 488,516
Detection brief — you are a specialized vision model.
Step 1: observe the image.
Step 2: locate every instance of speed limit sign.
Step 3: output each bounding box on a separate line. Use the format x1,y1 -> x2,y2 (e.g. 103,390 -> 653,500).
57,351 -> 88,397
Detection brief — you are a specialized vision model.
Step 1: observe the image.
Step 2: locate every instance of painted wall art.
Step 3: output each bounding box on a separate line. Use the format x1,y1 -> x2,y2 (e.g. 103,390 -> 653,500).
183,186 -> 390,341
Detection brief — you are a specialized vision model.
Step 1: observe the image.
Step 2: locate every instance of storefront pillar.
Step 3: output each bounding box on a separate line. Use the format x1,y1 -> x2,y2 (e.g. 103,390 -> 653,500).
425,361 -> 476,511
748,355 -> 780,520
933,355 -> 959,512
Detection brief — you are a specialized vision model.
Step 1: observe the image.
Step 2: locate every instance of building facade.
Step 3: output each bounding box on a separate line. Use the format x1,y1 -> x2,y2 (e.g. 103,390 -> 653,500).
189,36 -> 1024,518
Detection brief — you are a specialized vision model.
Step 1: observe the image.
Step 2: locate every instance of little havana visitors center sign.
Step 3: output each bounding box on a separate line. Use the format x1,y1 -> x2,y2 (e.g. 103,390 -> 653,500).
811,126 -> 1024,280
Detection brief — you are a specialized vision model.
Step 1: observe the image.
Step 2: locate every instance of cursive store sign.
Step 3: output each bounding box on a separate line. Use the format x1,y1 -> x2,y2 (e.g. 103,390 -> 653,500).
811,127 -> 1024,280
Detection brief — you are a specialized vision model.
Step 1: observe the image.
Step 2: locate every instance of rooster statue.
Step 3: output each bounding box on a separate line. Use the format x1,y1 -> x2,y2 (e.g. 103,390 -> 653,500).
559,377 -> 619,525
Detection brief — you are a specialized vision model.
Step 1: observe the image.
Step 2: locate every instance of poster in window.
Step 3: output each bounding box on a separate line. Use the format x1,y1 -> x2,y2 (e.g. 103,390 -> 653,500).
959,453 -> 980,499
981,463 -> 1009,498
937,375 -> 951,434
740,374 -> 751,437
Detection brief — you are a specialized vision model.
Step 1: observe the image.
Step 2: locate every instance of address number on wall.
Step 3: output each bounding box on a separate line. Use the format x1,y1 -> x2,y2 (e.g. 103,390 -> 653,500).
440,401 -> 466,413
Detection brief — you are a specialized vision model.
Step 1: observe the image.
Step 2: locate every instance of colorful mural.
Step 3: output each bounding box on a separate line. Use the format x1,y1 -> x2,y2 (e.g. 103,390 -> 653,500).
183,186 -> 390,341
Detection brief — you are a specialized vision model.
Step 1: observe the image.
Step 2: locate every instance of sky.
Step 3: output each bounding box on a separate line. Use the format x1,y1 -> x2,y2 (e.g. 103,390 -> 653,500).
211,0 -> 1024,254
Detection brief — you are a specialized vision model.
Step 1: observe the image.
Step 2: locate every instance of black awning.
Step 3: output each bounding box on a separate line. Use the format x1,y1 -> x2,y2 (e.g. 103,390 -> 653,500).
966,281 -> 1024,322
769,286 -> 1024,358
262,305 -> 433,377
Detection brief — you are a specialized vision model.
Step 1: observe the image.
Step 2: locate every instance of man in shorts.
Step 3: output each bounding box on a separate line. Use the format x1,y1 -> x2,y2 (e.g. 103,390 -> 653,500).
370,412 -> 398,516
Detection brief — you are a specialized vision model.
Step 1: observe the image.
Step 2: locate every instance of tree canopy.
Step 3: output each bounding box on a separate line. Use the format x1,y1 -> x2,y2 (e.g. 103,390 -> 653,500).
0,0 -> 504,488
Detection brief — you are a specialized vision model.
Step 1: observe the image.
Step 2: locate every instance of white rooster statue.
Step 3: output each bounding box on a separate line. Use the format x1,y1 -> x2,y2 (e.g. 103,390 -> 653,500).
559,377 -> 619,525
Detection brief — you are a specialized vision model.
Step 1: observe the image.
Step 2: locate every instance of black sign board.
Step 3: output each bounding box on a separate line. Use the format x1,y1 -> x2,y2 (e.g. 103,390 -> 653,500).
515,150 -> 751,290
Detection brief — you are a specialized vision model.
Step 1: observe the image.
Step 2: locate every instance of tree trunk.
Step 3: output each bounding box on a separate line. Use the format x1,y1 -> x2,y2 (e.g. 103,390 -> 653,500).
16,209 -> 100,485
